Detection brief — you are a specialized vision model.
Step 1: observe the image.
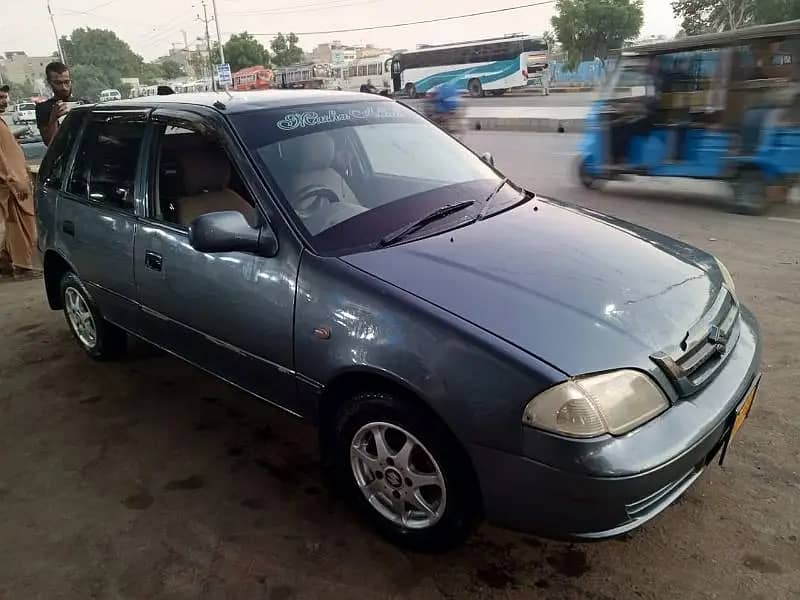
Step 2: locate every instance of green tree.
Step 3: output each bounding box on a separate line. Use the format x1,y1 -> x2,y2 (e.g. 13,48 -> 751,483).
671,0 -> 800,34
60,28 -> 144,81
11,79 -> 37,101
270,33 -> 304,67
551,0 -> 644,69
139,62 -> 164,85
222,32 -> 271,71
160,59 -> 186,80
69,64 -> 114,102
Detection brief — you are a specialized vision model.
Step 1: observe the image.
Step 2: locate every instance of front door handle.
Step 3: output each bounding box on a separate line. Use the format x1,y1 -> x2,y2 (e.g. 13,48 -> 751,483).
144,250 -> 163,271
62,220 -> 75,236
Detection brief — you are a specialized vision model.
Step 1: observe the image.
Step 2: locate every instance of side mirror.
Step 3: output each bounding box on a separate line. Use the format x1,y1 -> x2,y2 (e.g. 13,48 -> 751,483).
189,211 -> 278,257
480,152 -> 495,167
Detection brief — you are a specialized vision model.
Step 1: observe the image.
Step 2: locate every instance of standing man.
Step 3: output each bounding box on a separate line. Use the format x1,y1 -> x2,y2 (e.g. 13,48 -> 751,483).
36,61 -> 76,145
0,85 -> 40,279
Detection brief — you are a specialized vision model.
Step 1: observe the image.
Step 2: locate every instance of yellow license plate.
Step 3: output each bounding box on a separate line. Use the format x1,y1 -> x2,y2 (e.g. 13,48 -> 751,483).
731,376 -> 760,441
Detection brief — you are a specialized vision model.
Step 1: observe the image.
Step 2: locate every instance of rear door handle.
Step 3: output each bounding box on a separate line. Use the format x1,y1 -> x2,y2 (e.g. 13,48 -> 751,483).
144,250 -> 163,272
62,220 -> 75,236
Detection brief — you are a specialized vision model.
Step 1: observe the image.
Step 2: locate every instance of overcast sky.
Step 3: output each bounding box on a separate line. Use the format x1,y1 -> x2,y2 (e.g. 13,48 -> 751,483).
0,0 -> 680,62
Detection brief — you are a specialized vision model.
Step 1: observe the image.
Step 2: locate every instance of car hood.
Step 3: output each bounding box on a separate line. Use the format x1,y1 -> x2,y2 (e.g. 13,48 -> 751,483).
342,199 -> 723,375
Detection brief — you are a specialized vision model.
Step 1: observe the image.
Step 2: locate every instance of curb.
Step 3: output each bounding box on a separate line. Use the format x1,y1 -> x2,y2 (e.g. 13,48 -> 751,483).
467,117 -> 585,133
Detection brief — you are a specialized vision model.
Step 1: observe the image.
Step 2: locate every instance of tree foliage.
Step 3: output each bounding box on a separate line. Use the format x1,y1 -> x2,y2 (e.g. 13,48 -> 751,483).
70,64 -> 114,102
160,59 -> 186,80
270,33 -> 304,67
60,28 -> 144,83
671,0 -> 800,35
551,0 -> 644,69
59,28 -> 174,99
222,32 -> 271,71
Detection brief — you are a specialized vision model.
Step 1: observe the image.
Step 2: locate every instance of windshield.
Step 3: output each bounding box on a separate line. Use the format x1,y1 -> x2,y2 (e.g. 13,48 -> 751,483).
232,100 -> 520,255
18,103 -> 35,111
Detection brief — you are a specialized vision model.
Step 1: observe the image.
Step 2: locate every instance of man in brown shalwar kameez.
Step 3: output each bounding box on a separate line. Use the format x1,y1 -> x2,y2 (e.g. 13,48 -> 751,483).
0,84 -> 41,280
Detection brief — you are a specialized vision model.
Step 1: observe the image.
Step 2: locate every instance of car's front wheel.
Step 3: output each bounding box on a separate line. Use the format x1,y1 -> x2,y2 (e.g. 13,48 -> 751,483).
60,272 -> 126,360
332,391 -> 478,550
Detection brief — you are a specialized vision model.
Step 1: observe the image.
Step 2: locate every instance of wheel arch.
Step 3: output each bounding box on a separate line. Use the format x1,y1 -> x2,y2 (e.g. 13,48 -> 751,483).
316,367 -> 484,514
43,250 -> 75,310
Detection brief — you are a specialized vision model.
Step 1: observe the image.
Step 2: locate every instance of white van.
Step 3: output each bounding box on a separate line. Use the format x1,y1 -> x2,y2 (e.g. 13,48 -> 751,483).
98,89 -> 122,103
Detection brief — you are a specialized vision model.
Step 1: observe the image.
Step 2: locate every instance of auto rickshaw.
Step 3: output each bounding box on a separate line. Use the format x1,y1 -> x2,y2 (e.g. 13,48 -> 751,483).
578,20 -> 800,215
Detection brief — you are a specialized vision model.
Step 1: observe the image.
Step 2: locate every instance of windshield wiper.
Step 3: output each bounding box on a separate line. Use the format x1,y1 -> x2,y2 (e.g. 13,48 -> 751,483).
379,199 -> 476,246
477,178 -> 510,221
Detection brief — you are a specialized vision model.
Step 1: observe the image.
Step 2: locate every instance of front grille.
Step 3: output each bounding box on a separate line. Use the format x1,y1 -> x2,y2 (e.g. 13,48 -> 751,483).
650,287 -> 740,397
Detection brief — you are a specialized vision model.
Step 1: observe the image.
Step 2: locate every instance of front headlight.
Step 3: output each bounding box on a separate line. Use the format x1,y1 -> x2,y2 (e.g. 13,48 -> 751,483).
715,257 -> 737,302
522,370 -> 669,438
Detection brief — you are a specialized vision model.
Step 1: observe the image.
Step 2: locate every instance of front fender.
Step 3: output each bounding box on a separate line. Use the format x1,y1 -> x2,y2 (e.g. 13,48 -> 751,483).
293,253 -> 565,454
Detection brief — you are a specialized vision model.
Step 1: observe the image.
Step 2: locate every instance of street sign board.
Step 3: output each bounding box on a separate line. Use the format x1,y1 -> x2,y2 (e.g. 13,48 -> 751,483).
216,63 -> 232,86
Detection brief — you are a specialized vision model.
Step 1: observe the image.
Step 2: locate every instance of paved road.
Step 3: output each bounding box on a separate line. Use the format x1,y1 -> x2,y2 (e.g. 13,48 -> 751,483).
1,132 -> 798,599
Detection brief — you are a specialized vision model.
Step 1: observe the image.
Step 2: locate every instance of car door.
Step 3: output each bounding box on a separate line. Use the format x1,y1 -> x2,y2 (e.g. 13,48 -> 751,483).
134,109 -> 304,416
55,109 -> 150,330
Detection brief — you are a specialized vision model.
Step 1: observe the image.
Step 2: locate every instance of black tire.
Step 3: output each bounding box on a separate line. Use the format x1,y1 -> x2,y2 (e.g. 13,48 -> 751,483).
468,78 -> 484,98
332,391 -> 479,551
405,83 -> 417,99
730,169 -> 769,215
60,271 -> 126,360
578,158 -> 604,190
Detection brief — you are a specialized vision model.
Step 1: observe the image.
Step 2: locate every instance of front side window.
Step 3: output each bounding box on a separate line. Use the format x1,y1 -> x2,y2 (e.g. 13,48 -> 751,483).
151,124 -> 258,229
38,110 -> 85,190
66,119 -> 145,212
233,101 -> 522,255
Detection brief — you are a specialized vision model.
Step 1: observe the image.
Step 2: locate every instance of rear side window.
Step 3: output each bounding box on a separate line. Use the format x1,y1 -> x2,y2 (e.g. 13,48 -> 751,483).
38,110 -> 85,190
66,119 -> 146,212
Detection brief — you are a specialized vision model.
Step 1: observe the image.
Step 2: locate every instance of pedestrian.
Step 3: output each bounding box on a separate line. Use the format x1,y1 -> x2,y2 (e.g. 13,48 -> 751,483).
0,85 -> 40,280
541,62 -> 551,96
36,61 -> 77,145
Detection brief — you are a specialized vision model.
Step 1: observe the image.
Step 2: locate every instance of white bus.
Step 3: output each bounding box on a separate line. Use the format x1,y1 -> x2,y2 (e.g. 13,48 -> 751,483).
331,54 -> 393,93
274,63 -> 334,89
391,34 -> 547,97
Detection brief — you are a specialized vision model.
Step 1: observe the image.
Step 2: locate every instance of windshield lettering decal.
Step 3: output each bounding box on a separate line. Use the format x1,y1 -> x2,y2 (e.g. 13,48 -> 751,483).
276,106 -> 404,131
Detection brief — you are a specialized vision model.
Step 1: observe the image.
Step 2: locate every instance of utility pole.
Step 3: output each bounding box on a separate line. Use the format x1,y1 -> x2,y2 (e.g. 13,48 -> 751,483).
47,0 -> 66,63
196,1 -> 215,91
210,0 -> 225,67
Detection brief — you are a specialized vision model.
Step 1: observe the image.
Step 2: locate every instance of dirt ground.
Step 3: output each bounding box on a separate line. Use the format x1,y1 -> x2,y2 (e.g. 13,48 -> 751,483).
1,134 -> 799,599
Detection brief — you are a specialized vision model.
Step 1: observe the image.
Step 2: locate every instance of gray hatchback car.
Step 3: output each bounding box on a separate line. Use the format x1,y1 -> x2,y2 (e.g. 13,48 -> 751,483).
36,91 -> 761,550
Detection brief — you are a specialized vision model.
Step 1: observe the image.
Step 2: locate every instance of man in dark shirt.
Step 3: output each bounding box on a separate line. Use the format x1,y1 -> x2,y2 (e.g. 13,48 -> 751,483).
36,62 -> 77,145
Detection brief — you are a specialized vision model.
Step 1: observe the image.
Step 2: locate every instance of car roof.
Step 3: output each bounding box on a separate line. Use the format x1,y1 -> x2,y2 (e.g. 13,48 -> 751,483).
103,89 -> 389,114
620,19 -> 800,56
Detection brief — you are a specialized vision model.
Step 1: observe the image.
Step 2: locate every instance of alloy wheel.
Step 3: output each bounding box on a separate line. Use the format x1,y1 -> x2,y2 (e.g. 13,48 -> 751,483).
350,421 -> 447,529
65,287 -> 97,349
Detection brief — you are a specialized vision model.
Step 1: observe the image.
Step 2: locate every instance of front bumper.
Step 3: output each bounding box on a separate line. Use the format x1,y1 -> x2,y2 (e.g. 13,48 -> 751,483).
469,307 -> 761,540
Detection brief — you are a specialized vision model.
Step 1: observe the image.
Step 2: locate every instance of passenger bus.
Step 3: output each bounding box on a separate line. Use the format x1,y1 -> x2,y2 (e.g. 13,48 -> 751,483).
274,63 -> 334,89
391,34 -> 547,97
232,66 -> 273,91
331,55 -> 393,93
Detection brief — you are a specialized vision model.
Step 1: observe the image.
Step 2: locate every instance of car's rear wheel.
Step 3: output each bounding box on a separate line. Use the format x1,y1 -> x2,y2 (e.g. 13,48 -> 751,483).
405,83 -> 418,99
60,272 -> 126,360
332,391 -> 478,551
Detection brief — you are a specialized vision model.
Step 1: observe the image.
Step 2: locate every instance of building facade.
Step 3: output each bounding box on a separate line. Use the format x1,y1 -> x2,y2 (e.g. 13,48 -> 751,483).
0,52 -> 52,93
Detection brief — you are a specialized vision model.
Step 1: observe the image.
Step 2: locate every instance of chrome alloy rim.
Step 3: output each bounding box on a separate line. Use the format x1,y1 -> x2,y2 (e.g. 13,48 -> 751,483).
65,287 -> 97,348
350,421 -> 447,529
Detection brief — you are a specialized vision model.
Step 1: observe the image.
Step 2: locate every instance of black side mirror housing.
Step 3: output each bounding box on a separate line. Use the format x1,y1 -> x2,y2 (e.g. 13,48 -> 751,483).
480,152 -> 495,167
189,211 -> 278,257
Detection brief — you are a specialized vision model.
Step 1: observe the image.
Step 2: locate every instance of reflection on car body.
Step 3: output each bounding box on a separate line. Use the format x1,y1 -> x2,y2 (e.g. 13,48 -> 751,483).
35,90 -> 761,550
